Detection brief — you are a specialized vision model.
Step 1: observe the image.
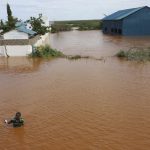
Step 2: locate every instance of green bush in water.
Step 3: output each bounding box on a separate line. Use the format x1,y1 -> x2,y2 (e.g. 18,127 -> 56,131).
116,48 -> 150,61
30,45 -> 64,58
116,50 -> 126,57
67,55 -> 90,60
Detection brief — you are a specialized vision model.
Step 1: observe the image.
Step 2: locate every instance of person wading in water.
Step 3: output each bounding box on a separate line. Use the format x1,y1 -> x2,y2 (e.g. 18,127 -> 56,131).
5,112 -> 24,127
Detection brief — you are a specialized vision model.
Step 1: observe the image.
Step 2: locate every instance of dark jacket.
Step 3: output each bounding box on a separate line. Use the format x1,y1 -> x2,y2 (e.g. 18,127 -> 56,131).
8,117 -> 24,127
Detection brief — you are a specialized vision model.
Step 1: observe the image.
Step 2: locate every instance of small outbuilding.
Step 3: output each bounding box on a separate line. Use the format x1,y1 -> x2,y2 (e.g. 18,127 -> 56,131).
3,22 -> 37,40
102,6 -> 150,36
0,22 -> 38,57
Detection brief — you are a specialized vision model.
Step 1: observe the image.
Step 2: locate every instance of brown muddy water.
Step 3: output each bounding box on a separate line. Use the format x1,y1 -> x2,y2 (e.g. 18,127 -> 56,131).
0,31 -> 150,150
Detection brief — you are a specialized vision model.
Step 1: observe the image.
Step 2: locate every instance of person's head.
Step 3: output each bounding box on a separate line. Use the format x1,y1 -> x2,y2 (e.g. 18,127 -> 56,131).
15,112 -> 21,119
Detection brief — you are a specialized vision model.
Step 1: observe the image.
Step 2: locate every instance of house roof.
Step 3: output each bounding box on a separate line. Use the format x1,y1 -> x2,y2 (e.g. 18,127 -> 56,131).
16,26 -> 37,36
15,22 -> 26,27
102,6 -> 148,20
15,22 -> 37,36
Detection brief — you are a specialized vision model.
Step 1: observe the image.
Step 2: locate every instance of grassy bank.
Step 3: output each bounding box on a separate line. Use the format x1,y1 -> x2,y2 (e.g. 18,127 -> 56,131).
116,48 -> 150,61
51,20 -> 102,33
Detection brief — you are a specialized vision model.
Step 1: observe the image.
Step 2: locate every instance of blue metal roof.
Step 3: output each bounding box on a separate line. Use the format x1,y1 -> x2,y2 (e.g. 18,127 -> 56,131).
15,22 -> 37,36
16,26 -> 37,36
15,22 -> 26,27
102,6 -> 147,20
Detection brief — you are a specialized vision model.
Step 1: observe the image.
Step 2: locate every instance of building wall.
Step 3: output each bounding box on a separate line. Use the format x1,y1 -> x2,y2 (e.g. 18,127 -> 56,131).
0,39 -> 29,45
123,7 -> 150,35
103,20 -> 123,35
0,35 -> 39,57
4,30 -> 29,39
0,45 -> 32,57
0,46 -> 5,56
0,35 -> 40,46
34,33 -> 49,47
0,33 -> 48,57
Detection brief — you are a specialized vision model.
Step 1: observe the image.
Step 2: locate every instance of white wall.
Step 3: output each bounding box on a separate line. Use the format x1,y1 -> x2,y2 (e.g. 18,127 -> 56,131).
34,33 -> 49,47
0,32 -> 49,57
4,30 -> 29,39
0,46 -> 6,56
0,45 -> 32,56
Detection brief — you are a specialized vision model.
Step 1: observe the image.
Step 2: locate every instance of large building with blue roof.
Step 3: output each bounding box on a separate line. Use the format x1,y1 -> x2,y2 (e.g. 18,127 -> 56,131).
102,6 -> 150,36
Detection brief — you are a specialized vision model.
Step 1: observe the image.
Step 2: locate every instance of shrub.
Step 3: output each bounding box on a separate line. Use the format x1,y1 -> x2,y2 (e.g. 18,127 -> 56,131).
116,48 -> 150,61
116,50 -> 126,57
29,45 -> 64,58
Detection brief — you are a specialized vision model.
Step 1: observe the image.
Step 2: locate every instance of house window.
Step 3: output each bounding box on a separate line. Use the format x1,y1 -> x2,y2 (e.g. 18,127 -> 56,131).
115,28 -> 117,33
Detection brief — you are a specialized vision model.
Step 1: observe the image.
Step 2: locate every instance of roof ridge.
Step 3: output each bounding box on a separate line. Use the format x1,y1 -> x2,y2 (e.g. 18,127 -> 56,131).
117,6 -> 145,12
102,6 -> 149,20
16,26 -> 37,36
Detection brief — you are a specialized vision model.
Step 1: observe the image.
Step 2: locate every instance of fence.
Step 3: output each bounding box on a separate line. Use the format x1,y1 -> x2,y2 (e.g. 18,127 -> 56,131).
0,35 -> 40,46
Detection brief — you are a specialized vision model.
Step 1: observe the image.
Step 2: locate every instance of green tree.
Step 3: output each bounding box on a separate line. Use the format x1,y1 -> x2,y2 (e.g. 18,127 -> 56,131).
0,19 -> 9,32
0,20 -> 4,30
7,3 -> 16,29
28,14 -> 49,35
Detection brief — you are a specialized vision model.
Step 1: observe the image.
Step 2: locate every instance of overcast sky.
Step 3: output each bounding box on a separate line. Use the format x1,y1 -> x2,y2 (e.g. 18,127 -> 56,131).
1,0 -> 150,21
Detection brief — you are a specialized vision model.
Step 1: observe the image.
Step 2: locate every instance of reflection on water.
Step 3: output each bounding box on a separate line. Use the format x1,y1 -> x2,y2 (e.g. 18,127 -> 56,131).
0,57 -> 45,74
50,30 -> 150,57
0,31 -> 150,150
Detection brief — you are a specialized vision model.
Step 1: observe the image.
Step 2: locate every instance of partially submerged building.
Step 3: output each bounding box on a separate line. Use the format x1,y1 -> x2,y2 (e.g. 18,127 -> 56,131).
4,22 -> 37,39
0,22 -> 39,57
102,6 -> 150,36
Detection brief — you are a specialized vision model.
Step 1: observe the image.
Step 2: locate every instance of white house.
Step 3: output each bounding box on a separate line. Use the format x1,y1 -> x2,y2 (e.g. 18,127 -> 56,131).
0,18 -> 50,57
0,22 -> 37,57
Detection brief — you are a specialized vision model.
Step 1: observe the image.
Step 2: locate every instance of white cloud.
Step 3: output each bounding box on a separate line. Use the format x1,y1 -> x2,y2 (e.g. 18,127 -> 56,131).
0,0 -> 150,21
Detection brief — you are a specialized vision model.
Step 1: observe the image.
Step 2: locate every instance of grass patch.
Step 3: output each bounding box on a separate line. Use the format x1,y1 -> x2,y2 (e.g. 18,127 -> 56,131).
67,55 -> 90,60
116,48 -> 150,61
51,20 -> 102,33
29,45 -> 64,58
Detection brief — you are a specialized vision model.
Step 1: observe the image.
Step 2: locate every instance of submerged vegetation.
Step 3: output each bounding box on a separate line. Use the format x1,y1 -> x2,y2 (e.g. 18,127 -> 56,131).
29,45 -> 104,61
66,55 -> 90,60
66,55 -> 104,61
30,46 -> 150,62
116,48 -> 150,61
51,20 -> 102,33
29,45 -> 64,58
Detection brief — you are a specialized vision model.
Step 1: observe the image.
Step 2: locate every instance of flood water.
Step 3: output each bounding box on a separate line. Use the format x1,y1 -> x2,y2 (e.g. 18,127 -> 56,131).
0,31 -> 150,150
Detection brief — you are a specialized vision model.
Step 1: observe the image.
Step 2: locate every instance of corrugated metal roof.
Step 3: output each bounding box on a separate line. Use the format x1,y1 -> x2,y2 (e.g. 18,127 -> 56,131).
15,22 -> 37,36
15,22 -> 26,27
16,26 -> 37,36
102,6 -> 147,20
